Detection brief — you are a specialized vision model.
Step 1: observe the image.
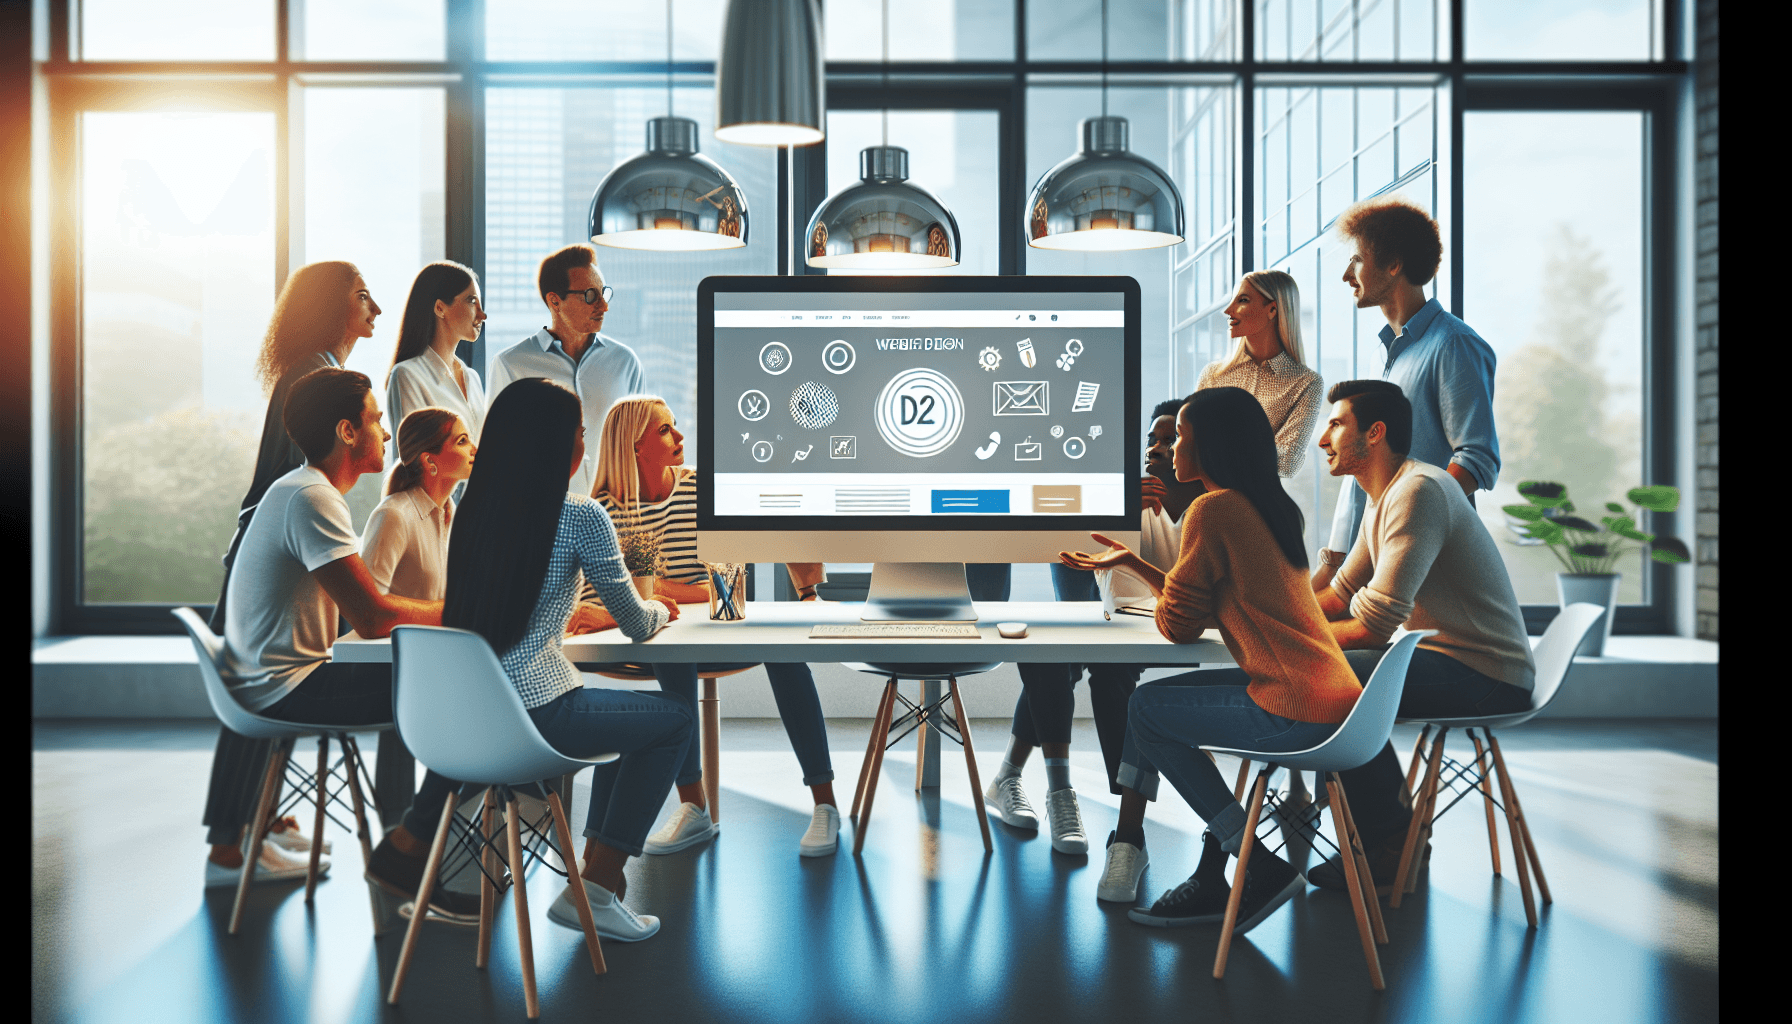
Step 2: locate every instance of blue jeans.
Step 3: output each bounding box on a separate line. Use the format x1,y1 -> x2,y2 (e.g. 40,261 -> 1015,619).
524,687 -> 694,857
651,663 -> 835,787
1119,669 -> 1339,852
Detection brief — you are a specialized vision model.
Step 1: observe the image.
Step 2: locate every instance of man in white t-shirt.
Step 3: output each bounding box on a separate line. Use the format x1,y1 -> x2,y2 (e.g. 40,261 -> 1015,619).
203,368 -> 478,921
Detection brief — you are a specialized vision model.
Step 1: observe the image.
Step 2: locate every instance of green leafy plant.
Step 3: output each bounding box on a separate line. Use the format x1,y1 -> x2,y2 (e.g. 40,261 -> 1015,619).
1502,482 -> 1691,575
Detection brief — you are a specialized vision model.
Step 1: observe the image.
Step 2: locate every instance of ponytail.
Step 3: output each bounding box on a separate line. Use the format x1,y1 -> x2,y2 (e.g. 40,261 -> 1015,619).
386,406 -> 460,496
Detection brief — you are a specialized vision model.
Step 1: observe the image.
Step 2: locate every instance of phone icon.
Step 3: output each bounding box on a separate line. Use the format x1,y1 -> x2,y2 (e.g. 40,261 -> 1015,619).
974,431 -> 1001,460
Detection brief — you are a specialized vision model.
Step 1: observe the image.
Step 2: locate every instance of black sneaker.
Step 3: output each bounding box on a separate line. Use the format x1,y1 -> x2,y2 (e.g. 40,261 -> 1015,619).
1126,871 -> 1231,927
366,836 -> 482,924
1232,852 -> 1304,935
1308,833 -> 1426,897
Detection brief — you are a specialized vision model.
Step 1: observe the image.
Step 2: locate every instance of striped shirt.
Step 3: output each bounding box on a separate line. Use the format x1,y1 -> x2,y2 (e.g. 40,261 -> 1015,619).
504,495 -> 670,709
581,469 -> 701,604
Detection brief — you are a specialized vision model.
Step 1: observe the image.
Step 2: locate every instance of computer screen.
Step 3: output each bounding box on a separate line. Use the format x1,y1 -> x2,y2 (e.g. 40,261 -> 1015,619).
696,276 -> 1140,560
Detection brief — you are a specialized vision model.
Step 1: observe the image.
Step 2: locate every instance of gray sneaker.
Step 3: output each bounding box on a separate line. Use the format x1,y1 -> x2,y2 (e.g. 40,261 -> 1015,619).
1046,789 -> 1089,854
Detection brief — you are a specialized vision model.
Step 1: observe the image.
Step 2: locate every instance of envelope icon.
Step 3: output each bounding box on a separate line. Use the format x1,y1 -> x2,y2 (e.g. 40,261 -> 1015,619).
994,381 -> 1049,416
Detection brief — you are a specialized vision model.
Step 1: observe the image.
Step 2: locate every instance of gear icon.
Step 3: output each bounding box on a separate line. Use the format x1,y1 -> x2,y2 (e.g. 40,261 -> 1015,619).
977,346 -> 1002,371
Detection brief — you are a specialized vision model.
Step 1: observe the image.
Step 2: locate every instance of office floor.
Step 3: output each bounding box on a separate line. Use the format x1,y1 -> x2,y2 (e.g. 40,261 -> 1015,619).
33,718 -> 1717,1024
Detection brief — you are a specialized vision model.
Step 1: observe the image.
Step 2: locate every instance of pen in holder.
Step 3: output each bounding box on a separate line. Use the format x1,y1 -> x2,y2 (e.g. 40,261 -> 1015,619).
1094,568 -> 1117,620
706,562 -> 748,622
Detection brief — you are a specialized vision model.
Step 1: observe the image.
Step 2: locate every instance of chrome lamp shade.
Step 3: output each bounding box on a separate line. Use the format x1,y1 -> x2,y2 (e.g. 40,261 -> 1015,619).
1026,116 -> 1185,251
804,146 -> 959,269
589,117 -> 749,251
715,0 -> 826,147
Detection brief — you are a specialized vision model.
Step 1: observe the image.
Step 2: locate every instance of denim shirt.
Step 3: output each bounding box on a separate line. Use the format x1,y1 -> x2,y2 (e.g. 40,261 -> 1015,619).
1327,298 -> 1501,553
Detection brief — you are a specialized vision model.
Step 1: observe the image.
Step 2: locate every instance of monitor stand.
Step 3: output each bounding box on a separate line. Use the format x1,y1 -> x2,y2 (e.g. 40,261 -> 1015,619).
861,563 -> 978,622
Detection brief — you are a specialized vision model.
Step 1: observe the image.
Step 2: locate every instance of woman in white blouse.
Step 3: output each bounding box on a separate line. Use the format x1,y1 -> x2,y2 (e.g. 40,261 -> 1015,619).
386,261 -> 488,462
362,407 -> 476,600
1198,270 -> 1324,478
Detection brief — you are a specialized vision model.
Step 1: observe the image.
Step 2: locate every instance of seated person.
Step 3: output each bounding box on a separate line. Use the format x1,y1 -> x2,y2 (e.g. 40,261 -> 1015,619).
579,396 -> 841,858
361,407 -> 475,600
411,377 -> 692,942
210,368 -> 474,923
1306,380 -> 1536,891
1060,387 -> 1361,933
991,399 -> 1204,860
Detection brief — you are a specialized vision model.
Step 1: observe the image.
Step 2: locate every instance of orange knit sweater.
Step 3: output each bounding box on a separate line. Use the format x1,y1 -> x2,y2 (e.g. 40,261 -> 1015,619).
1154,489 -> 1363,725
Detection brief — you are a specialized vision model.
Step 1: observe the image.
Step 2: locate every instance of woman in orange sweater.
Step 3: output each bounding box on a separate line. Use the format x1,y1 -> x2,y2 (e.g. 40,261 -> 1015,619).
1062,386 -> 1361,935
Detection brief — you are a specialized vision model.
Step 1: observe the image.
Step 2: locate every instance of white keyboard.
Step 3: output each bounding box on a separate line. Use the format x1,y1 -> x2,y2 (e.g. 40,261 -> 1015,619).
809,622 -> 983,639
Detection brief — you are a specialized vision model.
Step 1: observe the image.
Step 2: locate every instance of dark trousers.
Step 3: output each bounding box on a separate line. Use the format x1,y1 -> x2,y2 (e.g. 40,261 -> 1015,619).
1337,647 -> 1533,845
525,686 -> 695,857
203,661 -> 426,845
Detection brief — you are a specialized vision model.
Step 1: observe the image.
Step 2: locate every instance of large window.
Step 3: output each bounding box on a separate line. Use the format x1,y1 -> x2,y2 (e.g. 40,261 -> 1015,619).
43,0 -> 1689,632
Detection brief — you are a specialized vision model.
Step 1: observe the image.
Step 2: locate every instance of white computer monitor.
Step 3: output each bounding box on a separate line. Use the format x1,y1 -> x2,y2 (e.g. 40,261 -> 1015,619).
696,275 -> 1142,620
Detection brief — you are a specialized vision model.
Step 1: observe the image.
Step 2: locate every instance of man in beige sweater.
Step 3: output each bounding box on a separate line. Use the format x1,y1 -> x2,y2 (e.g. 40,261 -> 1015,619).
1310,379 -> 1535,891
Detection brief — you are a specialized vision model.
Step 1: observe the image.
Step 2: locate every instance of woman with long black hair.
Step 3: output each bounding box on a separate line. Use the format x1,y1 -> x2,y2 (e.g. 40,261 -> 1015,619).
1061,386 -> 1361,935
385,261 -> 487,463
419,376 -> 692,942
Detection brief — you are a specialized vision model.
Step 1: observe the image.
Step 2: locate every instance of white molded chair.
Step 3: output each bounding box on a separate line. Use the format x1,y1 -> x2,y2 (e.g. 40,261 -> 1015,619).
841,661 -> 1005,855
1200,629 -> 1433,991
1390,603 -> 1607,928
173,607 -> 383,935
387,625 -> 621,1021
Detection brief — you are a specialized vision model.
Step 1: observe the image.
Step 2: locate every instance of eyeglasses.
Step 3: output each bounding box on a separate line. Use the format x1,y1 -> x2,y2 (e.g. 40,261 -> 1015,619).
561,286 -> 614,305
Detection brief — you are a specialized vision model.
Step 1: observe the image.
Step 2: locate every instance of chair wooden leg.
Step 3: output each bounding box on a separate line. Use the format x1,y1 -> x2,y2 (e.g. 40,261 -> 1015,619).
1488,733 -> 1549,917
851,682 -> 896,821
475,788 -> 498,968
1403,725 -> 1432,803
1232,758 -> 1252,801
948,679 -> 993,854
1329,776 -> 1387,945
503,792 -> 541,1019
1214,769 -> 1271,980
547,790 -> 607,976
1405,748 -> 1445,898
231,740 -> 291,935
1391,727 -> 1446,910
387,795 -> 458,1005
304,736 -> 330,904
854,680 -> 899,855
914,694 -> 929,793
701,677 -> 721,826
339,735 -> 382,931
1326,774 -> 1386,990
1469,729 -> 1503,877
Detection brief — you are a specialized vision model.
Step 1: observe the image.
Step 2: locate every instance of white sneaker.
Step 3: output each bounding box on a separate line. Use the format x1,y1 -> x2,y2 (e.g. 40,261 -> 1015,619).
984,775 -> 1039,829
205,839 -> 329,888
642,802 -> 718,855
799,804 -> 841,857
1097,832 -> 1149,902
546,881 -> 661,942
265,817 -> 332,856
1046,789 -> 1089,854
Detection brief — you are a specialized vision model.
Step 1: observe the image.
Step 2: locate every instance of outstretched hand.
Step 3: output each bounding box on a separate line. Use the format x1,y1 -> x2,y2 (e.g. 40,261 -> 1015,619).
1059,532 -> 1139,573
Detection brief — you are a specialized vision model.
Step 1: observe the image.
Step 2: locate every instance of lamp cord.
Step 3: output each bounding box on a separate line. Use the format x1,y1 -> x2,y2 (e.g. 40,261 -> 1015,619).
666,0 -> 674,117
882,0 -> 890,147
1101,0 -> 1109,118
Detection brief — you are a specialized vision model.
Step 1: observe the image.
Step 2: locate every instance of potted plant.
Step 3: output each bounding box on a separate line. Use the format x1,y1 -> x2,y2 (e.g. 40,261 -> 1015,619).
1502,482 -> 1690,656
616,516 -> 665,601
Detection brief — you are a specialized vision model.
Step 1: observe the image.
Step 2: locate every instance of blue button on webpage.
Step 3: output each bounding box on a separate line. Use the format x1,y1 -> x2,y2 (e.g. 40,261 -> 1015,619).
931,489 -> 1011,513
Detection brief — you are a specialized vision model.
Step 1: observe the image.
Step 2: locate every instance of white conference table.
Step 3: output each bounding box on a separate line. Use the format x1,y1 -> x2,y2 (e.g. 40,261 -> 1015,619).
333,601 -> 1232,827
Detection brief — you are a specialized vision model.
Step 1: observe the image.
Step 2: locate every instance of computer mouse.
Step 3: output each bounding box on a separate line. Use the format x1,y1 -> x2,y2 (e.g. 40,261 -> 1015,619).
996,622 -> 1028,639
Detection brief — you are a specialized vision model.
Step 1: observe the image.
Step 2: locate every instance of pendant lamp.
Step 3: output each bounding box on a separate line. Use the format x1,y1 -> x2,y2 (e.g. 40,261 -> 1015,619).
590,2 -> 750,250
715,0 -> 825,147
803,0 -> 959,269
1024,0 -> 1184,252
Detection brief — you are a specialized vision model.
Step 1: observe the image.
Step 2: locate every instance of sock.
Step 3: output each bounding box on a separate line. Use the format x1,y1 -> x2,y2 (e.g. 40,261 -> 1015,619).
995,737 -> 1029,782
1194,830 -> 1229,882
1112,825 -> 1146,850
1045,758 -> 1072,793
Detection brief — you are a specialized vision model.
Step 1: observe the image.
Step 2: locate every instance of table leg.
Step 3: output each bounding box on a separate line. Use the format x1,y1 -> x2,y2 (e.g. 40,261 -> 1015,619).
701,676 -> 720,825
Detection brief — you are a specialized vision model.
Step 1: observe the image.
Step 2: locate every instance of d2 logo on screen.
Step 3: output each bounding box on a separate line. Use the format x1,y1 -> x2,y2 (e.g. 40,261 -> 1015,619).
875,368 -> 964,458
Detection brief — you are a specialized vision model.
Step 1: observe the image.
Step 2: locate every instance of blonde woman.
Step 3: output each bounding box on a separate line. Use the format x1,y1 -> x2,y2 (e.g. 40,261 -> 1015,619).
362,407 -> 476,601
580,396 -> 842,857
1198,270 -> 1324,478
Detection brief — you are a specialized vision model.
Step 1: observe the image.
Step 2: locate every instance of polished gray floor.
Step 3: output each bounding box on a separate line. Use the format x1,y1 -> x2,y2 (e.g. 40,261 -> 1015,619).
33,718 -> 1717,1024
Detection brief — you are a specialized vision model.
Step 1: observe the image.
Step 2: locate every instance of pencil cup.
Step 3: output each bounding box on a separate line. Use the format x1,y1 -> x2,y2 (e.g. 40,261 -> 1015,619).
706,563 -> 748,622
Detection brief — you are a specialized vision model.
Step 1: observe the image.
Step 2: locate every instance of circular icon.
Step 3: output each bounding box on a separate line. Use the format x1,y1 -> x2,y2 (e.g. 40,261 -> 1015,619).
1062,436 -> 1087,459
821,340 -> 856,375
978,346 -> 1002,371
759,342 -> 793,375
751,440 -> 774,462
875,367 -> 964,458
1064,338 -> 1085,358
737,389 -> 770,421
1049,424 -> 1063,438
789,381 -> 840,429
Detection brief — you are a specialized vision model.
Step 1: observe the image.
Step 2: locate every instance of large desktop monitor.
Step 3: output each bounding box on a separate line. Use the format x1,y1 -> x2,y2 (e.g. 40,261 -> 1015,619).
696,275 -> 1141,619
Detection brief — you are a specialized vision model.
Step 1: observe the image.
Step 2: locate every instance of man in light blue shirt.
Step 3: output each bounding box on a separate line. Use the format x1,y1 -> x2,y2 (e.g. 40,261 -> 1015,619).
487,243 -> 646,496
1318,197 -> 1499,582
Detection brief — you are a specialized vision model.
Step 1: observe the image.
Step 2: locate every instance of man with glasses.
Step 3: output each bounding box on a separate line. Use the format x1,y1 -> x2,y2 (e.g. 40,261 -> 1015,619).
487,243 -> 646,496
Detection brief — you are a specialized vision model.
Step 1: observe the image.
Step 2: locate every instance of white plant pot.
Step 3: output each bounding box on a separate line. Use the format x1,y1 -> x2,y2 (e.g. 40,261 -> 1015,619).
1556,573 -> 1619,657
